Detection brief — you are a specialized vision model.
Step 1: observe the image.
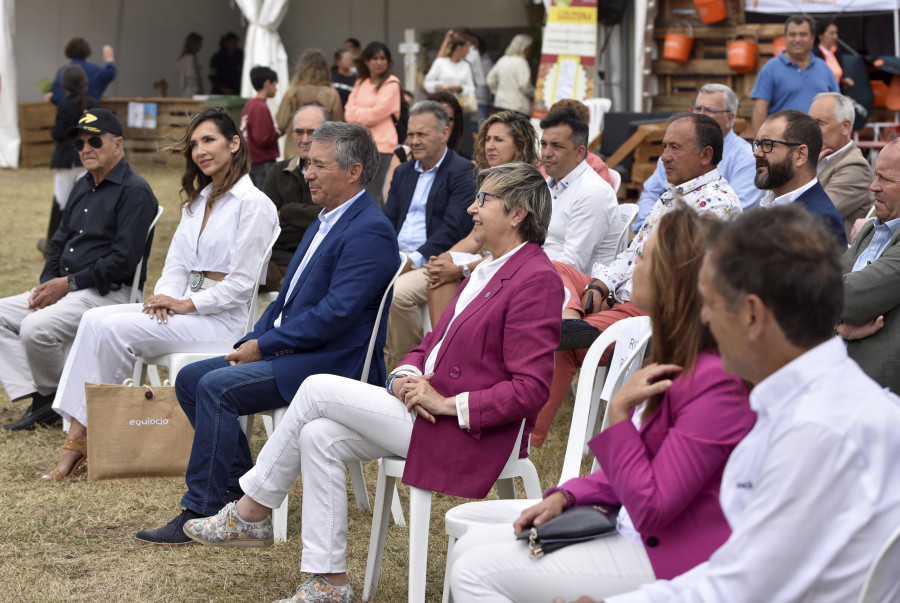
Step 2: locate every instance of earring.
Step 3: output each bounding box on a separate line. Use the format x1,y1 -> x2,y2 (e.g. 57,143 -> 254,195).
512,221 -> 518,228
231,149 -> 237,154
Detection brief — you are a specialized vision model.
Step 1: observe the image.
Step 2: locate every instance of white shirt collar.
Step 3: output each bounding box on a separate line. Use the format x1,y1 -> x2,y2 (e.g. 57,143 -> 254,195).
759,177 -> 819,208
415,147 -> 449,174
750,337 -> 843,416
816,139 -> 854,174
548,159 -> 590,191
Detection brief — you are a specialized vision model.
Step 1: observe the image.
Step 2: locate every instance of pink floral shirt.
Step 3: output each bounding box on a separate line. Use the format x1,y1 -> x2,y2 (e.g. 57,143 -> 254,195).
592,168 -> 741,302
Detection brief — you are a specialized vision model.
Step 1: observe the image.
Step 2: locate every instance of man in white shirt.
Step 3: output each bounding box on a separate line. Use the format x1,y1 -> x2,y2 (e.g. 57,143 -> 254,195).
383,101 -> 476,360
540,107 -> 619,274
592,205 -> 900,603
634,84 -> 760,233
809,92 -> 875,238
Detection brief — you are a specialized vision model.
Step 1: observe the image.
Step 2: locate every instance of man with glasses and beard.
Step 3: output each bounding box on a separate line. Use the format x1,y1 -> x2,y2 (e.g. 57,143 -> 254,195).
753,109 -> 847,247
0,108 -> 158,430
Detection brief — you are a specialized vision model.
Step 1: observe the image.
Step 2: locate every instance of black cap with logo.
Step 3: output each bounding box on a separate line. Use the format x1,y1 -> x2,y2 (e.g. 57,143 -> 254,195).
67,108 -> 124,138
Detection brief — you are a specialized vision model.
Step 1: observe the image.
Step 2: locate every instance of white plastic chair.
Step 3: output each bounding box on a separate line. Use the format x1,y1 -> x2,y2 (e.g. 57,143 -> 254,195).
857,522 -> 900,603
253,252 -> 408,542
132,226 -> 280,386
363,419 -> 540,603
615,203 -> 639,256
584,97 -> 613,147
607,168 -> 622,194
439,316 -> 651,602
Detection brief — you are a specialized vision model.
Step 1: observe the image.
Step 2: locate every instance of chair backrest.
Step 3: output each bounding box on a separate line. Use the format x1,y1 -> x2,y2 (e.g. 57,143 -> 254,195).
584,97 -> 613,146
558,316 -> 651,485
857,522 -> 900,603
245,226 -> 282,334
128,206 -> 165,304
607,168 -> 622,194
615,203 -> 639,256
360,252 -> 407,381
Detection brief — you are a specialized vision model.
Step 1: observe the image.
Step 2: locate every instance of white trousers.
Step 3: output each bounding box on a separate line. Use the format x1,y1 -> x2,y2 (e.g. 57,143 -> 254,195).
239,373 -> 415,573
53,302 -> 244,426
0,287 -> 130,400
385,268 -> 429,360
54,167 -> 86,209
450,522 -> 655,602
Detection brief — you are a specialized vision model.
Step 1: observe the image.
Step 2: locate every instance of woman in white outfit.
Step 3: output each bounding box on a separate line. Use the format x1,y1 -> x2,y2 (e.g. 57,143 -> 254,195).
486,34 -> 535,115
44,106 -> 279,481
424,35 -> 477,111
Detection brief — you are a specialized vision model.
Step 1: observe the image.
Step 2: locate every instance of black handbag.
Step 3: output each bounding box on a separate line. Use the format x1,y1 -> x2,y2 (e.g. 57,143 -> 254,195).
515,504 -> 620,559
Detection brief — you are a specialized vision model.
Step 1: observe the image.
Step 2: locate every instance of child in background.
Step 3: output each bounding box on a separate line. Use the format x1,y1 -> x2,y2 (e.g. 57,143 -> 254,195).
240,66 -> 284,188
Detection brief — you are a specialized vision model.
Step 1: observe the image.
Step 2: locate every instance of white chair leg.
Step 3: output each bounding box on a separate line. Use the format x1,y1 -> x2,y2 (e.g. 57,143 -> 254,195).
272,494 -> 288,543
496,478 -> 517,499
348,461 -> 371,512
363,462 -> 395,601
408,486 -> 433,603
519,460 -> 543,499
442,534 -> 457,603
391,486 -> 406,527
146,364 -> 162,386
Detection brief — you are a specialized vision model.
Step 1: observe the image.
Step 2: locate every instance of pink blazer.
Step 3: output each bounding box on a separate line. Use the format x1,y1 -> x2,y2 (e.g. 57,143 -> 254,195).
401,243 -> 563,498
563,351 -> 755,579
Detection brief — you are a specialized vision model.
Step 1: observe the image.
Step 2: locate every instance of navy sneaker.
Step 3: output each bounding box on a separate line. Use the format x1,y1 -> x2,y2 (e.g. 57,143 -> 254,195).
135,509 -> 203,545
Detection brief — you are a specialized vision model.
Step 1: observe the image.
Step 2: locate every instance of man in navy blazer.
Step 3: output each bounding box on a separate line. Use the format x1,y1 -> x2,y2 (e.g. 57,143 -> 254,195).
753,109 -> 848,247
383,100 -> 475,360
136,122 -> 400,545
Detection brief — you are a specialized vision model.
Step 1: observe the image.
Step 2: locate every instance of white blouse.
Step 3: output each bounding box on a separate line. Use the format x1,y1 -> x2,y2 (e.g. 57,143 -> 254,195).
424,57 -> 476,98
154,174 -> 280,315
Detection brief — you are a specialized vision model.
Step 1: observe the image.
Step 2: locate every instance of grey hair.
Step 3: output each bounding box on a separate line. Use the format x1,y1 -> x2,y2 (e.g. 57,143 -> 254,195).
409,100 -> 450,130
698,83 -> 739,114
504,34 -> 533,58
311,122 -> 379,185
476,162 -> 551,245
293,103 -> 330,124
813,92 -> 855,125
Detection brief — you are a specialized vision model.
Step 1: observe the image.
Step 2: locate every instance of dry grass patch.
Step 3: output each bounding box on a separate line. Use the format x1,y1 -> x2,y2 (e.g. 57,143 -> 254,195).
0,165 -> 577,601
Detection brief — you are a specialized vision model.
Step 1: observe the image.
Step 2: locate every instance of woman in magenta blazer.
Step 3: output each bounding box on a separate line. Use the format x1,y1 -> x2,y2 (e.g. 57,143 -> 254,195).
449,206 -> 756,602
179,162 -> 563,602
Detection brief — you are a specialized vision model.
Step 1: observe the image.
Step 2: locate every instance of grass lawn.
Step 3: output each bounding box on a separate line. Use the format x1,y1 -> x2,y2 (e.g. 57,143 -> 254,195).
0,164 -> 577,602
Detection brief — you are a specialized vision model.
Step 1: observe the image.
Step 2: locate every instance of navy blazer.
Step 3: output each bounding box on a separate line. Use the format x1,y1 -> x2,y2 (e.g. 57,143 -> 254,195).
795,181 -> 848,247
384,148 -> 476,259
240,191 -> 400,401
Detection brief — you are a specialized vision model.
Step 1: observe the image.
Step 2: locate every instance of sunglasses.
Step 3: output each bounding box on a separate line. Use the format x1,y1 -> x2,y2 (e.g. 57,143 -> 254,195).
73,136 -> 105,151
190,105 -> 228,123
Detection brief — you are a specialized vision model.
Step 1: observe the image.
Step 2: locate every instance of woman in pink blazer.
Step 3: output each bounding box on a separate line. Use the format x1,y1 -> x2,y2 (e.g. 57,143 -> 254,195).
449,206 -> 756,602
180,162 -> 563,602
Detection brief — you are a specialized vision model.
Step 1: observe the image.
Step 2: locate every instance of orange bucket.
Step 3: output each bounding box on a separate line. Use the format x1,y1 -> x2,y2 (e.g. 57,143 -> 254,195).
872,80 -> 889,108
663,22 -> 694,65
694,0 -> 727,24
773,37 -> 786,57
728,34 -> 758,73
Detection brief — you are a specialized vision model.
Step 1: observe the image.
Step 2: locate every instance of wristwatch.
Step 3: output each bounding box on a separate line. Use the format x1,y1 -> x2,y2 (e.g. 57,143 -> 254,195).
66,275 -> 78,292
460,265 -> 471,279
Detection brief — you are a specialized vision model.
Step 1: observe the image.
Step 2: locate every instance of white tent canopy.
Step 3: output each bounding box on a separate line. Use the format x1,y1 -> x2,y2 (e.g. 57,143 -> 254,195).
746,0 -> 900,12
1,0 -> 19,168
235,0 -> 289,110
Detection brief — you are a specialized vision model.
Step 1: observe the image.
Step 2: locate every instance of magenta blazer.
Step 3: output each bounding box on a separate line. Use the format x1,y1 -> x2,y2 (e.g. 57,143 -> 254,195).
401,242 -> 563,499
563,351 -> 755,580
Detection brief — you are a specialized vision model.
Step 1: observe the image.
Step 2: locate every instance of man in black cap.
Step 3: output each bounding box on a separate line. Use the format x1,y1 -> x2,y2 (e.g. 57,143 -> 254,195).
0,108 -> 158,430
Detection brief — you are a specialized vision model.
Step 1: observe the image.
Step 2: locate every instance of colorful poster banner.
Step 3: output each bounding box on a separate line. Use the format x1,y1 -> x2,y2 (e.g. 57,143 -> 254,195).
532,0 -> 597,119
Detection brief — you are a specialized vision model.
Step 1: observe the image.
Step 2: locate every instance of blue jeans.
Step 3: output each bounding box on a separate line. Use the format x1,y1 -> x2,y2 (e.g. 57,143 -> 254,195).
176,356 -> 288,515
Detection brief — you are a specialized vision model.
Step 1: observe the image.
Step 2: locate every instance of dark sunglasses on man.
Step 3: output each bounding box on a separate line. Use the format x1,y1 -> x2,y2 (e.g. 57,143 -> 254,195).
73,136 -> 105,152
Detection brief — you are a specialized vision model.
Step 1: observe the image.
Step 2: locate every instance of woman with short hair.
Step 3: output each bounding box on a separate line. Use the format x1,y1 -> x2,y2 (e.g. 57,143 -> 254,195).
181,163 -> 564,603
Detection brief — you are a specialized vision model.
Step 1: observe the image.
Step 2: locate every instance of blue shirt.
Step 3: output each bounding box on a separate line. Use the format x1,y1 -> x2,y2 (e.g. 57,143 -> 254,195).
397,148 -> 448,268
750,52 -> 838,114
852,217 -> 900,272
634,130 -> 761,233
50,58 -> 117,105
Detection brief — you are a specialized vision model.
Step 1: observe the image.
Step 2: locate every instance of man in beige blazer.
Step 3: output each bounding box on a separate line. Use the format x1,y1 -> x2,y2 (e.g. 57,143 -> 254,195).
810,92 -> 875,239
837,138 -> 900,394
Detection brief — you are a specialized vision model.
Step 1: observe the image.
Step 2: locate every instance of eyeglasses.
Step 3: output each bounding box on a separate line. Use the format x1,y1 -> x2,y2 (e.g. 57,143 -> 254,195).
73,136 -> 104,151
751,138 -> 803,153
475,191 -> 503,207
293,128 -> 317,137
689,105 -> 732,115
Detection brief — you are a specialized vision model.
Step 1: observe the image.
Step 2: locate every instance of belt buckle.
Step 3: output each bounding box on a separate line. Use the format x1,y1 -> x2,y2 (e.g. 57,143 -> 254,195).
189,271 -> 205,292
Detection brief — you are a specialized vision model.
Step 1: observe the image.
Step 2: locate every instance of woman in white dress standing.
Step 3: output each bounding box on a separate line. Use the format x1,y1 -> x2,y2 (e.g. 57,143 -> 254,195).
177,32 -> 204,97
44,106 -> 279,481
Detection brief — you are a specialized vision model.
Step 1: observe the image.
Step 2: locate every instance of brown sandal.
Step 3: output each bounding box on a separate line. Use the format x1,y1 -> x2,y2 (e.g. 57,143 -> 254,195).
42,438 -> 87,482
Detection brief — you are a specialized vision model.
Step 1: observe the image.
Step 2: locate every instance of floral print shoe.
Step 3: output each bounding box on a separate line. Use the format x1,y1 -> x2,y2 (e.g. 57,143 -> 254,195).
182,501 -> 273,547
272,575 -> 353,603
